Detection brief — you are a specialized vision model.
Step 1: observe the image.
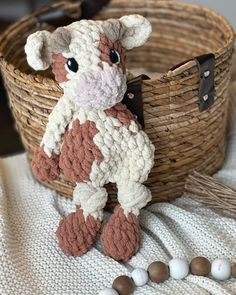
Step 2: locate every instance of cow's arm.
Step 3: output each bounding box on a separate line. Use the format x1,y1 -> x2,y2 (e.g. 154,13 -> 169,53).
31,95 -> 76,181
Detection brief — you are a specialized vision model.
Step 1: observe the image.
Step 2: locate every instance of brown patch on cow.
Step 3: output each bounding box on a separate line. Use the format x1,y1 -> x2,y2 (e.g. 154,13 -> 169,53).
98,34 -> 126,73
51,53 -> 68,83
59,119 -> 103,183
31,146 -> 60,182
105,103 -> 142,129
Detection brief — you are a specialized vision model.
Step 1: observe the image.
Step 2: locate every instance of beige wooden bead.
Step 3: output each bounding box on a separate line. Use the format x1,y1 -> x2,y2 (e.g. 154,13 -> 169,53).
148,261 -> 169,283
112,275 -> 134,295
232,263 -> 236,278
190,257 -> 211,276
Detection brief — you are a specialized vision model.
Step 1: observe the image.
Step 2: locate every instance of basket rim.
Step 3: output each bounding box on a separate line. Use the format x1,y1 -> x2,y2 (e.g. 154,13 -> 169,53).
0,0 -> 235,88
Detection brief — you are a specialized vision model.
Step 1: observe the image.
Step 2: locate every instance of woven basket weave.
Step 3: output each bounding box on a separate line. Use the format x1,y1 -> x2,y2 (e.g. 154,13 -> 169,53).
0,0 -> 235,208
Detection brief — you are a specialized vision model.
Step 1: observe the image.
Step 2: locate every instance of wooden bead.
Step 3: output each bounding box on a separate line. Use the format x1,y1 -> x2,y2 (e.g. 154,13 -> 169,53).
131,268 -> 149,286
112,275 -> 135,295
148,261 -> 169,283
211,258 -> 231,280
190,257 -> 211,276
99,288 -> 119,295
169,258 -> 189,279
231,263 -> 236,278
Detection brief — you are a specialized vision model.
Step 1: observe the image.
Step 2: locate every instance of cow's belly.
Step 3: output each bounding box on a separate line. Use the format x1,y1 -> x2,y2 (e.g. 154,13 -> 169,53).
59,110 -> 154,186
90,118 -> 155,186
59,119 -> 103,183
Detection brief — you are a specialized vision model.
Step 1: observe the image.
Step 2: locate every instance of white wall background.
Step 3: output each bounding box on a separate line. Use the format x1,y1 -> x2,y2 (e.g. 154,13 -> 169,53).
185,0 -> 236,30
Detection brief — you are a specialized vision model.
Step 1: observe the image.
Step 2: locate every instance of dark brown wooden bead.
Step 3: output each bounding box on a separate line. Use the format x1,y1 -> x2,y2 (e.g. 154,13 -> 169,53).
190,257 -> 211,276
148,261 -> 169,283
232,263 -> 236,278
112,275 -> 135,295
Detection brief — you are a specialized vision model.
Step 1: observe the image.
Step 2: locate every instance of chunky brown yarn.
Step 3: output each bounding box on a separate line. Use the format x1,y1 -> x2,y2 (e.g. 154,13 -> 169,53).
101,206 -> 140,261
31,146 -> 60,182
98,33 -> 126,73
56,206 -> 101,256
59,119 -> 104,183
105,102 -> 141,129
51,53 -> 68,83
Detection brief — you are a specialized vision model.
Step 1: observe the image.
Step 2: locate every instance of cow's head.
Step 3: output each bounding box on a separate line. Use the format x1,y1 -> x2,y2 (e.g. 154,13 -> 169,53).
25,15 -> 152,110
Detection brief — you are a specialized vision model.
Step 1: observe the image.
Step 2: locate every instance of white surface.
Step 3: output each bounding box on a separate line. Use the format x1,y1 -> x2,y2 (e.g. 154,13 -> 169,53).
1,83 -> 236,295
185,0 -> 236,30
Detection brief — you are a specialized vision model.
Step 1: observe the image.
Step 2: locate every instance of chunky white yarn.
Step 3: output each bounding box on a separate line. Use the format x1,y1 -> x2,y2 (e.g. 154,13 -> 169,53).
41,99 -> 155,219
67,62 -> 127,110
25,15 -> 152,73
119,15 -> 152,50
73,182 -> 108,220
67,107 -> 154,218
117,181 -> 152,216
25,31 -> 52,70
25,16 -> 154,220
41,95 -> 75,157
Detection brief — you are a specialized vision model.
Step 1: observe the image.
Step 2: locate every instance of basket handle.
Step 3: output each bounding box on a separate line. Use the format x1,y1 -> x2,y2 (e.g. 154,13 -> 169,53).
34,0 -> 111,27
169,53 -> 215,112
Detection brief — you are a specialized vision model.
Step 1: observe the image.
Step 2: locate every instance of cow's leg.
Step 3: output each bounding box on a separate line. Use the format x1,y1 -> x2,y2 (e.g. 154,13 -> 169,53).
56,182 -> 107,256
101,180 -> 151,261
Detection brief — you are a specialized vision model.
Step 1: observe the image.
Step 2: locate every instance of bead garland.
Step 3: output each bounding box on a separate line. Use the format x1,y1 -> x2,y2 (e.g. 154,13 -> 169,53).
99,257 -> 236,295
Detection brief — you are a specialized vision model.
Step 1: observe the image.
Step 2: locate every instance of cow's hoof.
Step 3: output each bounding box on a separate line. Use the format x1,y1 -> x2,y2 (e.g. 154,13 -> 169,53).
101,206 -> 140,261
56,206 -> 101,256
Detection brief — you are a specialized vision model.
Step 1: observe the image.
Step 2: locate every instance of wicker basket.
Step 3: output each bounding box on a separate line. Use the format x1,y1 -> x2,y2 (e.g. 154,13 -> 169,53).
0,0 -> 235,207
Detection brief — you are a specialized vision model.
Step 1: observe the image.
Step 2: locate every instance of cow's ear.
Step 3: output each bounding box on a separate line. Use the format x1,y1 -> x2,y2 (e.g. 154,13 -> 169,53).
101,18 -> 125,43
25,27 -> 71,71
119,15 -> 152,50
25,30 -> 52,70
50,27 -> 71,53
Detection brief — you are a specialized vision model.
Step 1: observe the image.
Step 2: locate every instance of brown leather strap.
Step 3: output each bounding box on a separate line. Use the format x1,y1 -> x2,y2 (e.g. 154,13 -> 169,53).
171,53 -> 215,112
122,75 -> 150,129
195,53 -> 215,112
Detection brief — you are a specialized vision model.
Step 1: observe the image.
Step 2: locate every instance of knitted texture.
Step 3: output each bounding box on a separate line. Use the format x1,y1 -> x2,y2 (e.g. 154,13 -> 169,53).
73,182 -> 108,220
70,62 -> 127,110
25,16 -> 154,260
104,102 -> 141,129
59,119 -> 104,183
98,34 -> 126,72
51,53 -> 68,83
101,206 -> 140,261
56,206 -> 101,256
31,146 -> 60,181
41,94 -> 76,157
0,154 -> 236,295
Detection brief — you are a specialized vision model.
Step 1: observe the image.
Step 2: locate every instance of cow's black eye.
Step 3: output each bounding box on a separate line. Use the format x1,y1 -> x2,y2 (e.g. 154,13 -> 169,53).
109,49 -> 121,64
67,58 -> 79,72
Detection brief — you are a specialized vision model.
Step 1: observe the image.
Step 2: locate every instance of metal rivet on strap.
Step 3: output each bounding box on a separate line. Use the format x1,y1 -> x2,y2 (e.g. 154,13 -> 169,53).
204,70 -> 210,78
203,94 -> 209,101
127,92 -> 135,99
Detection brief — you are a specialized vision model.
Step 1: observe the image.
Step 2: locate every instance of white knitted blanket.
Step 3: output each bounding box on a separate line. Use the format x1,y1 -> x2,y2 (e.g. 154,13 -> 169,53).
1,96 -> 236,295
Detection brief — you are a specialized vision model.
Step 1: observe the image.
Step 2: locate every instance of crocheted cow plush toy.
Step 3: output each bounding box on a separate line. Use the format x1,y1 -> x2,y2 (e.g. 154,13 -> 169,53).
25,15 -> 155,261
